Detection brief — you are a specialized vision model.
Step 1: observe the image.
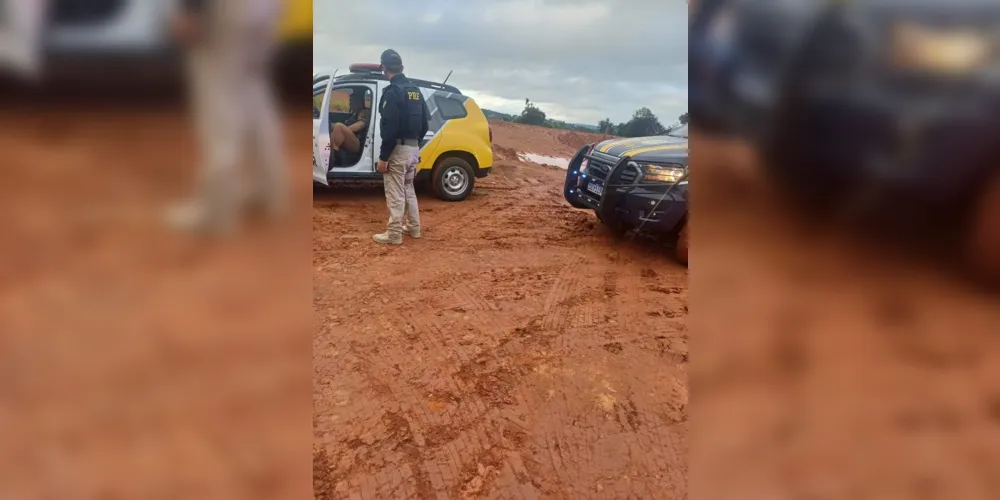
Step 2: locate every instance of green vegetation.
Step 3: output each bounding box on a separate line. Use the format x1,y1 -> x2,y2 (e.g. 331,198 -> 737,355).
518,99 -> 547,126
485,100 -> 686,138
598,108 -> 671,137
482,101 -> 597,132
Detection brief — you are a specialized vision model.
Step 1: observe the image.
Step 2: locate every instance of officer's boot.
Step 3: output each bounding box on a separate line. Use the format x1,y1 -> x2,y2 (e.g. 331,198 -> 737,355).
373,232 -> 403,245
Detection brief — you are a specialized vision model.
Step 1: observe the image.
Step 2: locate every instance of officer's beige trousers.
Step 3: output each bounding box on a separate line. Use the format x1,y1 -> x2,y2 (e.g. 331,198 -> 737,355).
383,145 -> 421,236
0,0 -> 47,77
185,12 -> 284,229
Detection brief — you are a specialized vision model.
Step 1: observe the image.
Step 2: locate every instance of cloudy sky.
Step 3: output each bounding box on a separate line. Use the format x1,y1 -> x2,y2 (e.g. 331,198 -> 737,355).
314,0 -> 688,127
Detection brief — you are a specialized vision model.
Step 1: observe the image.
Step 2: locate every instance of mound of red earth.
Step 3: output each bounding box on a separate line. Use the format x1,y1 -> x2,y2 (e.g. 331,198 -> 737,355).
489,120 -> 614,160
558,130 -> 606,150
491,144 -> 518,161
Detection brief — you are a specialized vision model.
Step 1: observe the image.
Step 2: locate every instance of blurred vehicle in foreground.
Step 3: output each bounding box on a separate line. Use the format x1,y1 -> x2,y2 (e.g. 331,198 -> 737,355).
563,124 -> 690,264
690,0 -> 1000,281
3,0 -> 310,88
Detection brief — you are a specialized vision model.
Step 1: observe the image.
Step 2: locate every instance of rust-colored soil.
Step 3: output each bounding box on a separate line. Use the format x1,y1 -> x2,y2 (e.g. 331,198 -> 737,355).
313,123 -> 688,499
1,107 -> 313,499
691,135 -> 1000,499
488,120 -> 615,159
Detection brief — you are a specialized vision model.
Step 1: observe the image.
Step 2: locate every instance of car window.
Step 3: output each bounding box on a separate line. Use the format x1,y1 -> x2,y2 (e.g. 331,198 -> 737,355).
312,81 -> 328,118
668,124 -> 688,138
434,96 -> 467,120
313,91 -> 324,118
328,88 -> 352,113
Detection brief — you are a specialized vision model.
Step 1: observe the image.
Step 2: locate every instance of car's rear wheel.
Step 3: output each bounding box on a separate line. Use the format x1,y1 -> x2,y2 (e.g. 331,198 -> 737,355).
432,157 -> 475,201
675,223 -> 689,266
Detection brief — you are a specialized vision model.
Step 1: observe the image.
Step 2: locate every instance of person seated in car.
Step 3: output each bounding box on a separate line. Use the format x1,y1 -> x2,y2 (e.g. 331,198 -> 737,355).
331,91 -> 370,154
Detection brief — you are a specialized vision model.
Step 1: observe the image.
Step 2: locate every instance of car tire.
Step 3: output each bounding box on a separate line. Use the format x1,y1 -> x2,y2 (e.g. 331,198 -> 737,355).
675,223 -> 689,266
596,210 -> 628,237
967,171 -> 1000,283
432,157 -> 476,201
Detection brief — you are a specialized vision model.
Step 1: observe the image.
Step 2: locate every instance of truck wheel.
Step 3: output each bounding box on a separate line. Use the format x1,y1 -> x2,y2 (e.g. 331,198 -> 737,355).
432,157 -> 476,201
675,223 -> 689,266
596,210 -> 627,237
967,172 -> 1000,283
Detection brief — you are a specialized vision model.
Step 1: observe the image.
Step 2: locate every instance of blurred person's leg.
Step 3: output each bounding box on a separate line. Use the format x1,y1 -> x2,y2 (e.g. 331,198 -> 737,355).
167,1 -> 284,233
167,42 -> 244,234
240,15 -> 286,219
0,0 -> 47,78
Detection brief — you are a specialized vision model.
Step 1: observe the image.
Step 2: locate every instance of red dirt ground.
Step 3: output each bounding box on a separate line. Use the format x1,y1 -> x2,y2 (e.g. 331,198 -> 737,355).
1,107 -> 314,499
691,136 -> 1000,499
313,123 -> 689,499
488,120 -> 615,160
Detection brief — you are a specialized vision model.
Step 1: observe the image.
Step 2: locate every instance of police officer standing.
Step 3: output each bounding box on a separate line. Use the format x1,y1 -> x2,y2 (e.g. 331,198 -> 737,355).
373,49 -> 430,245
166,0 -> 286,235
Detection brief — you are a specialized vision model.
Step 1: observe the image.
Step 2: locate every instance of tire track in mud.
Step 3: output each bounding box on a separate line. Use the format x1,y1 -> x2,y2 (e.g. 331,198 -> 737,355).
315,144 -> 689,498
326,298 -> 543,498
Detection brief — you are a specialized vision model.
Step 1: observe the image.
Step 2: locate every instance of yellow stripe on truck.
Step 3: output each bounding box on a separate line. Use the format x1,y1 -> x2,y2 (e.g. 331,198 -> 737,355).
623,144 -> 687,157
598,138 -> 636,153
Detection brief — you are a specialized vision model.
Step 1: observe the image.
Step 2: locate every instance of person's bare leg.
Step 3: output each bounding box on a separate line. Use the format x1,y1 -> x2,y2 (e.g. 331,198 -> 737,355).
331,123 -> 361,153
339,125 -> 360,153
331,124 -> 347,151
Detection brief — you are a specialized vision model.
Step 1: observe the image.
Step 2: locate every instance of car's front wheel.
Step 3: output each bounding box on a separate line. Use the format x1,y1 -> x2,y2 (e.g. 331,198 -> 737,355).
432,157 -> 476,201
675,223 -> 689,266
967,171 -> 1000,283
596,210 -> 628,237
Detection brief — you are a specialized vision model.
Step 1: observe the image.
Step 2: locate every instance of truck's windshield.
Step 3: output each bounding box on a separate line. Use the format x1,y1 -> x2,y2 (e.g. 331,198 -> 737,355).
666,124 -> 688,138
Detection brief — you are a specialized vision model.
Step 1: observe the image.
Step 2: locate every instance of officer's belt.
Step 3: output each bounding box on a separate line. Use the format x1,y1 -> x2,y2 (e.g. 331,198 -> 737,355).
395,139 -> 420,146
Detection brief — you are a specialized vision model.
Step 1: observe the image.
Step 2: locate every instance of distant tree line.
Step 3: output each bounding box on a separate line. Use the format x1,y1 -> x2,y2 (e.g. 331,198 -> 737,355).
482,99 -> 599,133
597,108 -> 685,138
484,99 -> 687,138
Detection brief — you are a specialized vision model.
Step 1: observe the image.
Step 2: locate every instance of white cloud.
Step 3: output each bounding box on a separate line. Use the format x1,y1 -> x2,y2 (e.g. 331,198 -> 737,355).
314,0 -> 688,125
420,12 -> 443,24
482,0 -> 611,29
462,90 -> 525,116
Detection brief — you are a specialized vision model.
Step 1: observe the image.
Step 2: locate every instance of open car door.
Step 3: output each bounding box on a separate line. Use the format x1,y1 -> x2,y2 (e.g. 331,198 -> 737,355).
313,74 -> 333,185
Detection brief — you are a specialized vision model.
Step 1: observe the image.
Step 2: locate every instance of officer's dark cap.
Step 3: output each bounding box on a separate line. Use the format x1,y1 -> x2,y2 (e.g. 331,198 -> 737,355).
380,49 -> 403,68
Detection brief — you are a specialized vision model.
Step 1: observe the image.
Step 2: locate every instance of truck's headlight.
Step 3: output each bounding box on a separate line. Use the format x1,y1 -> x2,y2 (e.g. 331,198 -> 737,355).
890,21 -> 996,74
642,165 -> 686,184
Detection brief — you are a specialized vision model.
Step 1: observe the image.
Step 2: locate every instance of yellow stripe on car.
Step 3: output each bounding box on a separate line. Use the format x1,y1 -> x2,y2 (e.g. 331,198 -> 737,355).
623,144 -> 688,157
